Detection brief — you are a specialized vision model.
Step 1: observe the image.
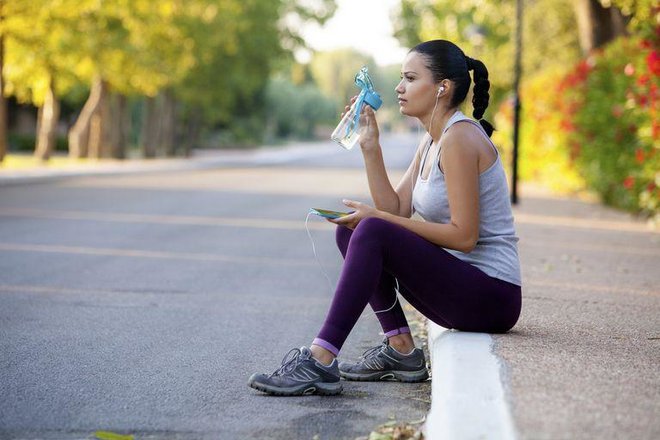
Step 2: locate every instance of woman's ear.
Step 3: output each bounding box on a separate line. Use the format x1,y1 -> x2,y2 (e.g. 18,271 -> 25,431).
436,80 -> 450,97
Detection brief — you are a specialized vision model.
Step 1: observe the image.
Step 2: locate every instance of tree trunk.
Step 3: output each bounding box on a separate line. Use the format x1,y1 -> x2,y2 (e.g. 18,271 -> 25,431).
34,76 -> 60,161
87,80 -> 109,159
110,94 -> 129,159
68,77 -> 106,158
574,0 -> 627,54
140,96 -> 158,158
183,106 -> 202,157
161,90 -> 177,157
0,30 -> 8,162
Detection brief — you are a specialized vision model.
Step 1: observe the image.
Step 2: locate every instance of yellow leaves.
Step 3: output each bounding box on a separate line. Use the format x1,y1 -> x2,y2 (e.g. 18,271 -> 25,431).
94,431 -> 134,440
201,3 -> 218,23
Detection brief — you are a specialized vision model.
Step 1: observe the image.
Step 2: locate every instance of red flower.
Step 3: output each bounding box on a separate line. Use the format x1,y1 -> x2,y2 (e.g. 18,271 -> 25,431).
637,94 -> 648,107
640,39 -> 652,50
637,74 -> 650,86
623,176 -> 635,189
647,51 -> 660,76
635,148 -> 645,163
560,119 -> 576,132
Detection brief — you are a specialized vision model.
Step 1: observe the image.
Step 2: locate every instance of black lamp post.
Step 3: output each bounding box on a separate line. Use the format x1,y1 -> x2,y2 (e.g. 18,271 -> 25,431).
511,0 -> 523,204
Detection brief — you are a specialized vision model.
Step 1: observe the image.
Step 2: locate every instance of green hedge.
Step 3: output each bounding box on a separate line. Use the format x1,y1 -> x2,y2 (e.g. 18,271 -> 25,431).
563,35 -> 658,217
495,31 -> 659,221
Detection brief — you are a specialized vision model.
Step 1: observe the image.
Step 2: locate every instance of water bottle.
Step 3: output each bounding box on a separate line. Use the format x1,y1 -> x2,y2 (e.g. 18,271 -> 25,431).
331,66 -> 382,150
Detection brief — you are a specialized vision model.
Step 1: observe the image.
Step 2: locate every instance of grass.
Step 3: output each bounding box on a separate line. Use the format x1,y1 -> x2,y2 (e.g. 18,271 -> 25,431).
0,154 -> 123,170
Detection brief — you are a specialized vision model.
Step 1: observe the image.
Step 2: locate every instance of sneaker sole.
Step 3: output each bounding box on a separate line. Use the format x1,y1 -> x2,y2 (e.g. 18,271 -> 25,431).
248,379 -> 343,396
340,368 -> 429,383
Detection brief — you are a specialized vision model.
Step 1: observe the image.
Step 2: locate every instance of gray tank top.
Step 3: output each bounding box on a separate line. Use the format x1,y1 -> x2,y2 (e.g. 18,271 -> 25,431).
411,111 -> 521,286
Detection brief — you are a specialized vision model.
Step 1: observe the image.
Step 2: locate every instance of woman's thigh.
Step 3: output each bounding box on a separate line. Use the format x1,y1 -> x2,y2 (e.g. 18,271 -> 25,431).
364,218 -> 521,332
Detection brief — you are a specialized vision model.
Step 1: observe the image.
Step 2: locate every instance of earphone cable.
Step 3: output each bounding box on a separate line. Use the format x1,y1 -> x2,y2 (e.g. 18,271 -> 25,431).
304,212 -> 399,319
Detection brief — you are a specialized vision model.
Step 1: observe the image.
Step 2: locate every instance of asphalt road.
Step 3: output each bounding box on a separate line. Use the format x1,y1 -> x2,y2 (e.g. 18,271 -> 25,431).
0,133 -> 429,440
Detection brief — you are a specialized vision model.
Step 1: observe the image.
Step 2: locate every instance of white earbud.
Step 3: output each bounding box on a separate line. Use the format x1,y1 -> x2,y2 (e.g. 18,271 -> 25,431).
437,86 -> 445,97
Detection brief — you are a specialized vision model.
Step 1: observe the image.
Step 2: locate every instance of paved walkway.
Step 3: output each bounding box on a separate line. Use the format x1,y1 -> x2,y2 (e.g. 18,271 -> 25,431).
427,186 -> 659,439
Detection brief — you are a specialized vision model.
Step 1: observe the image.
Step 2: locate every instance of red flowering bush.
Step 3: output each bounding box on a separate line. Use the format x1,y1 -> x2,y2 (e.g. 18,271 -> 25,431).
495,31 -> 659,220
566,34 -> 659,217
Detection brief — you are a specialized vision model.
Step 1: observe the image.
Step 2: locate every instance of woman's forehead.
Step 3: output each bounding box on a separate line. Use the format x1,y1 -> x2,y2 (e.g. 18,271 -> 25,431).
401,52 -> 430,75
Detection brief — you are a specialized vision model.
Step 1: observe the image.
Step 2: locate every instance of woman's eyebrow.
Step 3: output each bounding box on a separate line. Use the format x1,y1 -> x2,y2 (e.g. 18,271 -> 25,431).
401,71 -> 418,75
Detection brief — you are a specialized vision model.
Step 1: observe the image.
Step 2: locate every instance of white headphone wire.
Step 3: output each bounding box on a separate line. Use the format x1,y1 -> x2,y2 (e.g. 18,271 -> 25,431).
304,212 -> 401,319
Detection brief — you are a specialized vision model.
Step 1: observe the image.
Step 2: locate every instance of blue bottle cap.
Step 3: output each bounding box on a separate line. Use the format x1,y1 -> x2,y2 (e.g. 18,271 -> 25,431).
363,90 -> 382,110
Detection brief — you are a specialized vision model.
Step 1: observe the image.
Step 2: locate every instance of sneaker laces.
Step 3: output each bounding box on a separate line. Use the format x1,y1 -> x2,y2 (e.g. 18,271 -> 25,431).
360,339 -> 389,362
270,347 -> 311,377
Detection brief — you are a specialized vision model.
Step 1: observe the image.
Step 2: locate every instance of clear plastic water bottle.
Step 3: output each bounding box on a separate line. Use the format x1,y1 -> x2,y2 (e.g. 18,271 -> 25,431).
331,67 -> 382,150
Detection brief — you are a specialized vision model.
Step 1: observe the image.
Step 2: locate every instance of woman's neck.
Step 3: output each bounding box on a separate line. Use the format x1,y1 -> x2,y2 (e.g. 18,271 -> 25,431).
423,106 -> 459,143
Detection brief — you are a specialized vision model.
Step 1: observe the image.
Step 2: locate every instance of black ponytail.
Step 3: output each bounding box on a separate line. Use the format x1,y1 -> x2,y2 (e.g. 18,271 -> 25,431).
412,40 -> 495,137
466,56 -> 494,137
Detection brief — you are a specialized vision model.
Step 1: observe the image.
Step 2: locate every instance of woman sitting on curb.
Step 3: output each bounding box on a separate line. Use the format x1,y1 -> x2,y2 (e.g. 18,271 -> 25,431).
248,39 -> 522,396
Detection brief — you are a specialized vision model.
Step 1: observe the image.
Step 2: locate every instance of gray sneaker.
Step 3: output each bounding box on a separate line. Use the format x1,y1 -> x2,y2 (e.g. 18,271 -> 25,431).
339,339 -> 428,382
248,347 -> 343,396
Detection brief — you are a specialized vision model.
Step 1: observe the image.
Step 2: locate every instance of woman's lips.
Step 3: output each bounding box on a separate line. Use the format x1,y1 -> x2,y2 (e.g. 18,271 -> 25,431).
398,98 -> 407,105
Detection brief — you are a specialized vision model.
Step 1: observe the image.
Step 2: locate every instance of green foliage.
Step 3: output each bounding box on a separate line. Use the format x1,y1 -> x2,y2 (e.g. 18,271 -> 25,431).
3,0 -> 196,103
310,49 -> 377,111
495,32 -> 659,218
603,0 -> 659,32
264,76 -> 337,140
492,66 -> 586,194
565,35 -> 659,216
172,0 -> 338,144
392,0 -> 582,116
2,0 -> 339,148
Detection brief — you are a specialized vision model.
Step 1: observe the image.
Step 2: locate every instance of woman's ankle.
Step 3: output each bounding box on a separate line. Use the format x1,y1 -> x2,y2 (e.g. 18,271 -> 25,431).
388,333 -> 415,354
310,344 -> 336,366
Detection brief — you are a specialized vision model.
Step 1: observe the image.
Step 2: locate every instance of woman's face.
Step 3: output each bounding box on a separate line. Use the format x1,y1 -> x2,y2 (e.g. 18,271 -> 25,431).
395,51 -> 439,118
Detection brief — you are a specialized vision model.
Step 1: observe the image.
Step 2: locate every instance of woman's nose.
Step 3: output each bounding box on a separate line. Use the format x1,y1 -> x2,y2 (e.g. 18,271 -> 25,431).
395,79 -> 405,94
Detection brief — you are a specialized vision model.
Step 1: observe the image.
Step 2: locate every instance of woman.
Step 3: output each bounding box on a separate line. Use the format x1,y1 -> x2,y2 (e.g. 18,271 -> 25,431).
248,39 -> 522,396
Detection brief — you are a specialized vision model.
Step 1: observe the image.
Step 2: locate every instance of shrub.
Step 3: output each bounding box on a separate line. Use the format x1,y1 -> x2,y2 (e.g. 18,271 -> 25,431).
564,35 -> 659,217
495,30 -> 659,220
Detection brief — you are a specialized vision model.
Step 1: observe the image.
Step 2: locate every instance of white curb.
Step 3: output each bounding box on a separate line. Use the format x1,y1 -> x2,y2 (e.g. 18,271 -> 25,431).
424,322 -> 517,440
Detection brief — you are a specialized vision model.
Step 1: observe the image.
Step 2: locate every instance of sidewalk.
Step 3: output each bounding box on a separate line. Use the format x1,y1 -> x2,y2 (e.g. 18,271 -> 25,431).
0,142 -> 336,186
426,187 -> 659,439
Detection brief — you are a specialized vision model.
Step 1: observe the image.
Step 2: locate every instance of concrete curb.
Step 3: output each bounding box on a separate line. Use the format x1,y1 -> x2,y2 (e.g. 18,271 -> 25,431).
424,322 -> 517,440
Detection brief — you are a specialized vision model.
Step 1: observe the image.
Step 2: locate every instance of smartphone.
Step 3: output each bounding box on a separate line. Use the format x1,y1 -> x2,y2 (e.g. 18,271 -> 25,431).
310,208 -> 352,219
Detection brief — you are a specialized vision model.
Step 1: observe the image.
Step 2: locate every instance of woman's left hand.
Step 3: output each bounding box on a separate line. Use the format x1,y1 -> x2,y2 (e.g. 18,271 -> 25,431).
329,199 -> 380,230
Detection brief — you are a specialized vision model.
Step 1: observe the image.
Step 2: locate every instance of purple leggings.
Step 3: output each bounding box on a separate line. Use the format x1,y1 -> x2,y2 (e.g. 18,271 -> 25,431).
312,217 -> 522,356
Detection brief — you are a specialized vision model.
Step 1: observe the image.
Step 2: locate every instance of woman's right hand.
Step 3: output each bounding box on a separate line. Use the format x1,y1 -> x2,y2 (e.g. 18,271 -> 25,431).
358,105 -> 380,152
340,95 -> 380,152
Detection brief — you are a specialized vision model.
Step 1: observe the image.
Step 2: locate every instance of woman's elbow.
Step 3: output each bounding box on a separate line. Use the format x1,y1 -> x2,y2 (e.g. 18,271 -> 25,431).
456,232 -> 479,253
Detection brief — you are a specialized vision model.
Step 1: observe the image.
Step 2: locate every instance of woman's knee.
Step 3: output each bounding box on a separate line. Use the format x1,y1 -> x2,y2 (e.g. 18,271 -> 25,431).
353,217 -> 394,241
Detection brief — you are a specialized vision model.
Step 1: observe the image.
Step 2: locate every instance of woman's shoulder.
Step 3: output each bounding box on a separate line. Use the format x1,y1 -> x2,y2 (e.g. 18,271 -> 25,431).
443,119 -> 495,159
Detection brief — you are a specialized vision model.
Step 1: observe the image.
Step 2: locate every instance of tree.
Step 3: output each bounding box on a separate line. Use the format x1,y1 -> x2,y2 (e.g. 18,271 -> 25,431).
574,0 -> 629,54
310,49 -> 377,111
174,0 -> 337,148
66,0 -> 196,159
2,0 -> 80,160
392,0 -> 583,107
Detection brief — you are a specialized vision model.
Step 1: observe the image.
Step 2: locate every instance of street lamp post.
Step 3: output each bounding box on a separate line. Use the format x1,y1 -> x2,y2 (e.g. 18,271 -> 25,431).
511,0 -> 523,205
